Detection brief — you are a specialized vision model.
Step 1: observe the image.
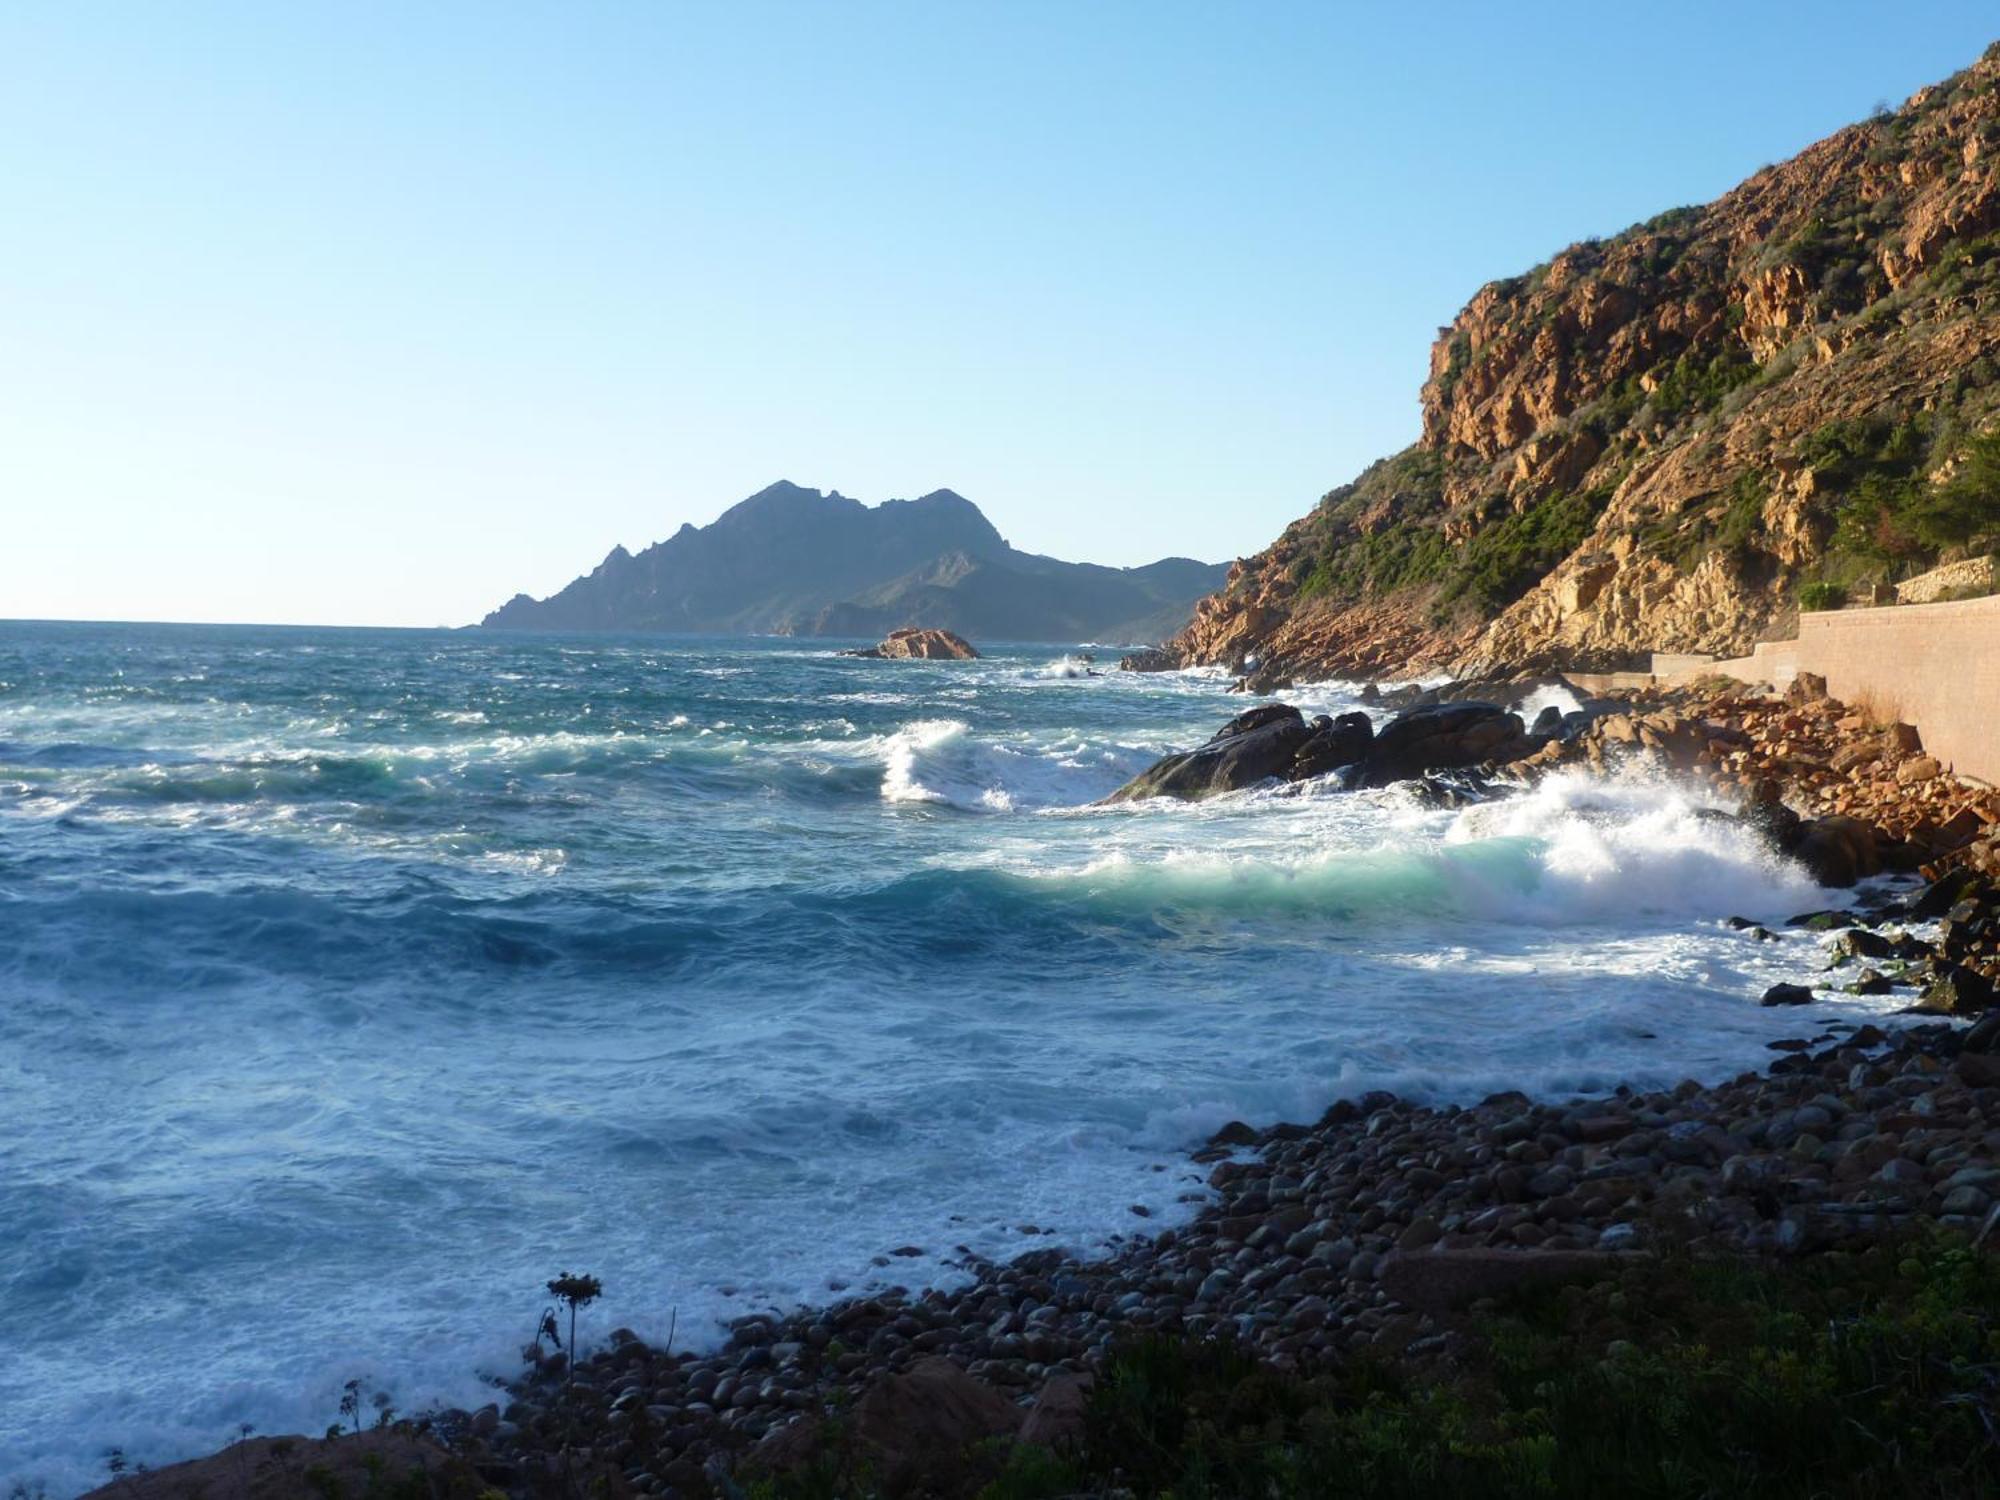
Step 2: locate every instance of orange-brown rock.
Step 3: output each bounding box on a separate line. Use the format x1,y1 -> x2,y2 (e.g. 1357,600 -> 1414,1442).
847,627 -> 981,660
1172,46 -> 2000,681
1537,673 -> 2000,885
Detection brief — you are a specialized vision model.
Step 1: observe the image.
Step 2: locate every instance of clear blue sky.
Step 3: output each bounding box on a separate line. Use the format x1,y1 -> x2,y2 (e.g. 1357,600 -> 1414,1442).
4,2 -> 1995,626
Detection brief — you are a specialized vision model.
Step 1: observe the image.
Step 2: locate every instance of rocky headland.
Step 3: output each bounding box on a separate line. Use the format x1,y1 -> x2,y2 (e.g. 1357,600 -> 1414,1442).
1152,46 -> 2000,685
480,482 -> 1224,645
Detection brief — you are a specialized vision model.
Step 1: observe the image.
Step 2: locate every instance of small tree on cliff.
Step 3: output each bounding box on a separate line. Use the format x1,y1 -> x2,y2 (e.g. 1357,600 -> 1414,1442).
545,1271 -> 602,1383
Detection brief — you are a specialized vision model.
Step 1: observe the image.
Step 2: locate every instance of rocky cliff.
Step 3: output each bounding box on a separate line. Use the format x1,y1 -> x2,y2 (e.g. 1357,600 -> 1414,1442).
1174,44 -> 2000,682
482,482 -> 1226,642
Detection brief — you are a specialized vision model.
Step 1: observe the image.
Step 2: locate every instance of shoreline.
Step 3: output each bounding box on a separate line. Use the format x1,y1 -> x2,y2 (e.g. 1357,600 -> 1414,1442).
90,1008 -> 1995,1500
73,673 -> 2000,1499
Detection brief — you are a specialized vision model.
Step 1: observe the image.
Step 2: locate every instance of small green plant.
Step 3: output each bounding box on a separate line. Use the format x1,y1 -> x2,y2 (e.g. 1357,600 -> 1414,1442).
338,1377 -> 364,1435
1800,580 -> 1849,610
545,1270 -> 603,1382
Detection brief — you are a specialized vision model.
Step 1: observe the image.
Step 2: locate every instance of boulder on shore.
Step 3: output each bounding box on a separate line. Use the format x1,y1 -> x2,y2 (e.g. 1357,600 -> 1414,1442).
846,627 -> 980,660
1786,814 -> 1882,888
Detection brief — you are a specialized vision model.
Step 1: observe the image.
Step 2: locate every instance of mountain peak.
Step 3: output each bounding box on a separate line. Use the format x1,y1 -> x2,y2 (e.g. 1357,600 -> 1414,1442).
479,481 -> 1225,640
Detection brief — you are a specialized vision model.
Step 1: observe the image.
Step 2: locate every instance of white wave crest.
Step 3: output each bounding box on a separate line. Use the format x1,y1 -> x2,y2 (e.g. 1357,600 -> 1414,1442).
878,720 -> 1152,812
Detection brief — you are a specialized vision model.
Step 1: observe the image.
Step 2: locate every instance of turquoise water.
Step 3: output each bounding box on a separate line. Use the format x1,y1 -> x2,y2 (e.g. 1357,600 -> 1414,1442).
0,622 -> 1875,1490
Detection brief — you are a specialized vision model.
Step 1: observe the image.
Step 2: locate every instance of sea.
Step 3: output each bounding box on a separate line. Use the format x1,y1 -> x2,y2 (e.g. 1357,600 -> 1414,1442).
0,621 -> 1902,1491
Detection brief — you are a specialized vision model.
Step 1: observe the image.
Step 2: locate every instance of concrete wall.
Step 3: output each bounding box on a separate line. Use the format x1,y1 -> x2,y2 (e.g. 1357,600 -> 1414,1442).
1631,596 -> 2000,784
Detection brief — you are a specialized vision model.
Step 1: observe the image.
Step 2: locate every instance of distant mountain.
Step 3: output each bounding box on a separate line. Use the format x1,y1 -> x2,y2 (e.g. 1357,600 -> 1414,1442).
480,481 -> 1226,643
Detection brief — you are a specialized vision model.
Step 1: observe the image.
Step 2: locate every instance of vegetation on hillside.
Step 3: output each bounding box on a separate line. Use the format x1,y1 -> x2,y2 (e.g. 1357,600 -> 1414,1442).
1192,48 -> 2000,671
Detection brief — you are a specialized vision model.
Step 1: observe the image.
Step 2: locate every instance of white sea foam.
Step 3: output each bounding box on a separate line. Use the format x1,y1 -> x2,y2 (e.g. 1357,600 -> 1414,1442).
0,629 -> 1921,1496
877,719 -> 1152,811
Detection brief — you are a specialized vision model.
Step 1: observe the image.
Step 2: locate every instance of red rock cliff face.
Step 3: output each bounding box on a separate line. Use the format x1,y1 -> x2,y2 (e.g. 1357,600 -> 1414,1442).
1173,48 -> 2000,680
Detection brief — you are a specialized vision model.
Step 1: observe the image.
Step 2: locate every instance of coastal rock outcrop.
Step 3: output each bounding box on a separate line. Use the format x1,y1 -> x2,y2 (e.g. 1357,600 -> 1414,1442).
1103,703 -> 1315,801
1168,45 -> 2000,681
1351,702 -> 1534,789
845,627 -> 981,660
1104,700 -> 1547,802
1524,673 -> 2000,893
1117,646 -> 1178,672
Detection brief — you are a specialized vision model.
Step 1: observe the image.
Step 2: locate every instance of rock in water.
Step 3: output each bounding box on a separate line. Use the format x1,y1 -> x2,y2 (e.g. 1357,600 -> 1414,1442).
1915,963 -> 1997,1016
1106,698 -> 1549,803
1353,702 -> 1531,788
1291,711 -> 1375,781
1118,646 -> 1178,672
1788,815 -> 1881,888
845,627 -> 980,660
1104,703 -> 1312,801
1760,983 -> 1817,1007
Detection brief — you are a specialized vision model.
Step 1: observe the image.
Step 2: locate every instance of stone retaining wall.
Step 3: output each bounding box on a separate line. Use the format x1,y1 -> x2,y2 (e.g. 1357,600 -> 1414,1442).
1646,595 -> 2000,784
1895,555 -> 1996,605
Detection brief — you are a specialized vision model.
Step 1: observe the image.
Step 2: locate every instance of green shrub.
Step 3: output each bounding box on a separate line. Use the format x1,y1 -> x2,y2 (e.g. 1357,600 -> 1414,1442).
968,1233 -> 2000,1500
1644,347 -> 1760,423
1799,581 -> 1848,610
1801,416 -> 2000,573
1447,488 -> 1605,614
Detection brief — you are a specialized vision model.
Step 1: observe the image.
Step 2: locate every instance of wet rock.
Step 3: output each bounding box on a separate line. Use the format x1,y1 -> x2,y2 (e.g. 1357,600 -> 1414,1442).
1291,711 -> 1374,781
1105,704 -> 1312,802
1354,702 -> 1533,788
1789,816 -> 1881,888
1761,983 -> 1817,1007
1912,868 -> 1987,920
1914,964 -> 1996,1015
1118,646 -> 1178,673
